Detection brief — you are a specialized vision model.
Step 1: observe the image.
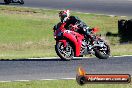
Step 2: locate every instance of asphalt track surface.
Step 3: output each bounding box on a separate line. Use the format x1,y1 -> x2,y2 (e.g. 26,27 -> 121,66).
23,0 -> 132,16
0,0 -> 132,16
0,56 -> 132,81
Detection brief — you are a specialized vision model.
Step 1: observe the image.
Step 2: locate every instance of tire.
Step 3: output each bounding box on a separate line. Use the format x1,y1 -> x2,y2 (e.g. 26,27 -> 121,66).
4,0 -> 10,4
55,41 -> 74,61
94,40 -> 110,59
127,19 -> 132,35
79,55 -> 83,57
19,0 -> 24,4
118,19 -> 127,35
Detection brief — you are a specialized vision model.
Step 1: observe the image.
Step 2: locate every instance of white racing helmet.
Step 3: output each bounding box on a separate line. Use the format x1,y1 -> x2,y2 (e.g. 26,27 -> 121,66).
59,10 -> 70,23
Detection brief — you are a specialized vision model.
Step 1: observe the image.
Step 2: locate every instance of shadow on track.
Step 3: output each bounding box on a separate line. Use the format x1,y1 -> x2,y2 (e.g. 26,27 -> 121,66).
0,2 -> 6,5
0,58 -> 83,61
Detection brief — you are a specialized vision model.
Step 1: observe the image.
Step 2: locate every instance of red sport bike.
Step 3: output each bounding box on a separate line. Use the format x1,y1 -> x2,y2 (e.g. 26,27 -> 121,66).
53,22 -> 110,61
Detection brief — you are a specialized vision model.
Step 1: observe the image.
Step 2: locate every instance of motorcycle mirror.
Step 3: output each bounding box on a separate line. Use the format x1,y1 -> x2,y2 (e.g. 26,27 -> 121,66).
92,27 -> 100,33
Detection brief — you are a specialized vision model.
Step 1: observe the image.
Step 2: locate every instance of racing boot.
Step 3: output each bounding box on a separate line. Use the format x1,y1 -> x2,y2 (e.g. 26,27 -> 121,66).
83,28 -> 96,45
84,31 -> 97,51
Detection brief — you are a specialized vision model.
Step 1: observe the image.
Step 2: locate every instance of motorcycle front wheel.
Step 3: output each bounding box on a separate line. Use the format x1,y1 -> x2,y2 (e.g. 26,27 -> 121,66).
55,41 -> 74,61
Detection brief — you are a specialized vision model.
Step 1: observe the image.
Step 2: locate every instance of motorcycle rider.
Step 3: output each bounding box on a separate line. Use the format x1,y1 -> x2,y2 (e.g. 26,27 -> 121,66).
57,10 -> 95,44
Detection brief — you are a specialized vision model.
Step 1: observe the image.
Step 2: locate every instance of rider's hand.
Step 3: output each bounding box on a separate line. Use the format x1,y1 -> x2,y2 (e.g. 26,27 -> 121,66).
72,25 -> 78,29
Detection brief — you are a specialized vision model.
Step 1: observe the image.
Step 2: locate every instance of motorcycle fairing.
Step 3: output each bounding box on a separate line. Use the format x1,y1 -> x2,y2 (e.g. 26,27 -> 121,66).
62,30 -> 84,56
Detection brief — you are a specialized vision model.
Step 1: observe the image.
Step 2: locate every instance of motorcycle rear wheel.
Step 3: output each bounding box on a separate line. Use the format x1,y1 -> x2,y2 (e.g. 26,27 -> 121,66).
94,40 -> 110,59
55,41 -> 74,61
19,0 -> 24,4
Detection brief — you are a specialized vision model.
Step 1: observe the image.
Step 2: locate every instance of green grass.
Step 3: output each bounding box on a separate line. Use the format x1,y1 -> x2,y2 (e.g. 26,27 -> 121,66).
0,5 -> 132,59
0,6 -> 58,59
0,80 -> 132,88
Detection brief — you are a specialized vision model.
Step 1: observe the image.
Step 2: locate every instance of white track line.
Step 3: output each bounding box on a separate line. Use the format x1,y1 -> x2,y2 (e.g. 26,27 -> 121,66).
28,55 -> 132,59
1,55 -> 132,83
0,78 -> 76,83
40,78 -> 75,81
112,55 -> 132,57
18,6 -> 128,18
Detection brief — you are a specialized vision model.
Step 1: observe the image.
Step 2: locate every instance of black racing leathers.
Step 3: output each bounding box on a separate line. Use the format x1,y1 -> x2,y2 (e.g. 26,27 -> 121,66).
64,16 -> 91,38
